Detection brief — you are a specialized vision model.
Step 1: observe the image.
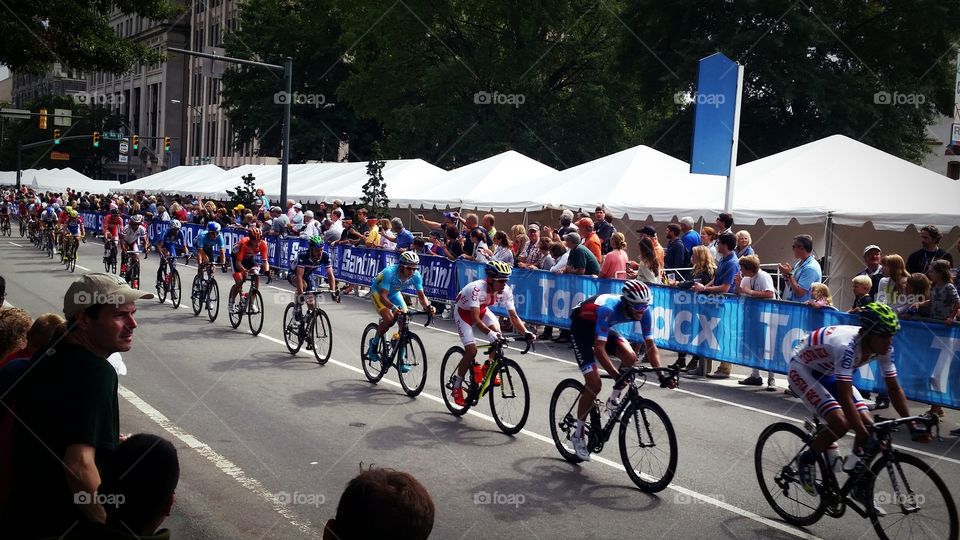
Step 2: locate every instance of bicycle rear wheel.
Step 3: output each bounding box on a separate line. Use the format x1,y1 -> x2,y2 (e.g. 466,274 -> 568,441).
130,259 -> 140,289
310,308 -> 332,364
867,451 -> 958,540
489,358 -> 529,435
619,399 -> 678,493
170,271 -> 182,309
191,275 -> 204,316
754,422 -> 827,526
549,378 -> 589,463
247,289 -> 264,336
282,303 -> 304,354
206,280 -> 220,322
228,289 -> 243,329
360,323 -> 388,383
67,242 -> 77,273
156,266 -> 168,304
398,333 -> 428,397
439,346 -> 473,416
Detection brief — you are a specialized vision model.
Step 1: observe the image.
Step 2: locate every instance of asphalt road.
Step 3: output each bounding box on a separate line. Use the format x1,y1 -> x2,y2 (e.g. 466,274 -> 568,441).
3,234 -> 959,539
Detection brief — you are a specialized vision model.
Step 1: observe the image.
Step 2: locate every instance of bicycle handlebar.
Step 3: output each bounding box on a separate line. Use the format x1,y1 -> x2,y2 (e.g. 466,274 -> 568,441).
479,335 -> 536,354
872,413 -> 940,439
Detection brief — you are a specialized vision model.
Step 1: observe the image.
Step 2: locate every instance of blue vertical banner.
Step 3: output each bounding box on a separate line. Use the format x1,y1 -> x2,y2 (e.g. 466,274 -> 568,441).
690,52 -> 741,176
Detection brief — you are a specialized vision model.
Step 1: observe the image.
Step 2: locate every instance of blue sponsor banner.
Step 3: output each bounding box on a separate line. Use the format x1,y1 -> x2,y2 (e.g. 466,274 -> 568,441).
335,245 -> 386,286
455,262 -> 960,408
332,246 -> 458,300
690,52 -> 740,176
79,211 -> 104,232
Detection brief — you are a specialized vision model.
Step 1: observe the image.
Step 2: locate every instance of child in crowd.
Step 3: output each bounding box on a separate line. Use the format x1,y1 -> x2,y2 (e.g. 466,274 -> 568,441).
806,283 -> 837,310
898,273 -> 931,319
920,260 -> 960,325
849,275 -> 874,312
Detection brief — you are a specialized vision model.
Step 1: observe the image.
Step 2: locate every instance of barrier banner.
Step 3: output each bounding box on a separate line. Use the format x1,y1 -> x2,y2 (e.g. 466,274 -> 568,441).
332,246 -> 458,300
79,211 -> 104,232
456,262 -> 960,408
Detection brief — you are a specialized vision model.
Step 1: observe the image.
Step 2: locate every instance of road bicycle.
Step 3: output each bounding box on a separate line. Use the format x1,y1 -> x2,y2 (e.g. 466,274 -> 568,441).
549,365 -> 680,492
440,336 -> 533,434
0,215 -> 10,237
155,252 -> 182,309
282,288 -> 335,364
103,238 -> 118,273
190,260 -> 221,322
43,226 -> 55,258
120,249 -> 142,289
228,265 -> 266,336
360,310 -> 433,398
61,234 -> 82,273
18,215 -> 27,237
755,413 -> 957,539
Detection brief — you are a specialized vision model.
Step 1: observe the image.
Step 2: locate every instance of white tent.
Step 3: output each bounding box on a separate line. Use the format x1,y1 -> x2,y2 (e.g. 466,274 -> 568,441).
114,164 -> 226,195
0,168 -> 120,193
328,159 -> 446,206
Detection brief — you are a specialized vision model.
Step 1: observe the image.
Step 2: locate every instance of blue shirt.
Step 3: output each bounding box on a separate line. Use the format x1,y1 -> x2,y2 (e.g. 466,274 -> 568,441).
682,230 -> 701,255
395,228 -> 414,250
195,232 -> 225,251
713,252 -> 740,293
371,264 -> 424,295
784,255 -> 822,302
572,294 -> 653,342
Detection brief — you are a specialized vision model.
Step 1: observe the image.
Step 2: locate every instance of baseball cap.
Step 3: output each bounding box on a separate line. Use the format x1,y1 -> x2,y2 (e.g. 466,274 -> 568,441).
564,232 -> 581,244
527,223 -> 540,232
64,273 -> 154,319
638,225 -> 657,236
576,217 -> 594,228
293,203 -> 302,209
863,244 -> 881,256
680,216 -> 695,227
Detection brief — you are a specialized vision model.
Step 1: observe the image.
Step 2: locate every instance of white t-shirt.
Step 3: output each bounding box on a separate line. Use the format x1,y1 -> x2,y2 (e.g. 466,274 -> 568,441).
741,269 -> 776,296
301,219 -> 322,240
550,252 -> 569,273
454,279 -> 515,324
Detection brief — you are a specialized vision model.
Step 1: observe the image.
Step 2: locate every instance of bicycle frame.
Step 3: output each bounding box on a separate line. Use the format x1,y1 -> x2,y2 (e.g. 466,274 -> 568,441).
378,311 -> 431,366
471,339 -> 533,402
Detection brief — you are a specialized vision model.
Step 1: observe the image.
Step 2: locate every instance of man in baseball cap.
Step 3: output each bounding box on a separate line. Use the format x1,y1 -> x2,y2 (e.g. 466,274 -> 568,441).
5,273 -> 153,537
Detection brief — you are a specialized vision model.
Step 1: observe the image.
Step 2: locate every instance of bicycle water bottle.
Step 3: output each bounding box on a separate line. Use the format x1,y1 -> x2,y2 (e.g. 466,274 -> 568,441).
825,447 -> 843,474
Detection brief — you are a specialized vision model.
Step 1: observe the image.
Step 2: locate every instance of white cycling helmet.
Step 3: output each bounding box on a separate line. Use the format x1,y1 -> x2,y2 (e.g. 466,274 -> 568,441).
170,219 -> 182,229
621,280 -> 652,306
130,214 -> 144,224
399,251 -> 420,267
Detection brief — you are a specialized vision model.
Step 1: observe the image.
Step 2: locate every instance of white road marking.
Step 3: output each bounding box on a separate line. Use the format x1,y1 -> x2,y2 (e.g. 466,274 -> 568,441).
9,241 -> 23,247
118,385 -> 321,539
251,332 -> 821,539
76,265 -> 91,271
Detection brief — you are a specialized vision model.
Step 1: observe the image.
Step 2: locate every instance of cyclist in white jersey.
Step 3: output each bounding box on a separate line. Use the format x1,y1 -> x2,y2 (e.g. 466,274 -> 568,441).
448,261 -> 535,407
791,302 -> 931,495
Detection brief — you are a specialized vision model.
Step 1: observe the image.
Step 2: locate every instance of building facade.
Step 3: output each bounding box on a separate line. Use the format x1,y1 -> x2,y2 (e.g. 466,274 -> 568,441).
11,64 -> 87,108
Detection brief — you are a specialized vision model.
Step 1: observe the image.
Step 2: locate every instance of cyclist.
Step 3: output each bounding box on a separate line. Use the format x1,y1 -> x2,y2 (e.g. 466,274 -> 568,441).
0,198 -> 10,231
102,208 -> 124,263
62,208 -> 85,257
293,236 -> 338,350
194,221 -> 226,276
366,251 -> 436,367
119,214 -> 150,284
229,227 -> 271,314
448,261 -> 536,406
56,205 -> 71,252
159,219 -> 188,261
568,280 -> 674,461
39,205 -> 58,242
793,302 -> 932,495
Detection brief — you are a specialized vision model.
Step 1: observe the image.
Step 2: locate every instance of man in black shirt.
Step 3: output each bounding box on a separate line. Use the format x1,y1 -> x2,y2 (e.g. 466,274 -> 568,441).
907,225 -> 953,274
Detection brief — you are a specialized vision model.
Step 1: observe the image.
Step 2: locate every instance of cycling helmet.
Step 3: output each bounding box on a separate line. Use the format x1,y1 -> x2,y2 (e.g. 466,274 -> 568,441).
308,235 -> 324,248
621,280 -> 652,306
485,260 -> 513,279
399,251 -> 420,267
248,227 -> 262,242
51,203 -> 60,211
170,219 -> 182,229
859,302 -> 900,336
44,206 -> 54,215
130,214 -> 144,224
207,221 -> 221,232
68,209 -> 78,218
110,208 -> 120,215
64,205 -> 72,212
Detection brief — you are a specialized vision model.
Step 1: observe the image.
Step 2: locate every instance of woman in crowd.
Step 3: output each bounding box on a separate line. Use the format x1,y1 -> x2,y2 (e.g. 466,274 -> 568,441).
509,224 -> 528,260
877,254 -> 910,312
701,226 -> 718,261
735,230 -> 755,258
599,232 -> 629,279
0,308 -> 32,367
627,237 -> 661,283
490,231 -> 514,264
682,245 -> 717,374
537,237 -> 555,270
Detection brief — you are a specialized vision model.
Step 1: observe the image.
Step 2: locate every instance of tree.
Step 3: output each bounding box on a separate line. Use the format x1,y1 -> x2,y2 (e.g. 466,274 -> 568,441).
615,0 -> 960,164
226,173 -> 258,209
360,142 -> 389,218
0,0 -> 178,74
219,0 -> 381,162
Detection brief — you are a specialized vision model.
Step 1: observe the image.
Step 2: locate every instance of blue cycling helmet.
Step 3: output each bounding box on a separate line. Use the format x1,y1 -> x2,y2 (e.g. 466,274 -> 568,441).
207,221 -> 221,232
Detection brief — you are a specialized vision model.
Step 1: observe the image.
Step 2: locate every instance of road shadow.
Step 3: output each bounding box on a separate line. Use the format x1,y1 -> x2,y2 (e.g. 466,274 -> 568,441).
208,350 -> 321,372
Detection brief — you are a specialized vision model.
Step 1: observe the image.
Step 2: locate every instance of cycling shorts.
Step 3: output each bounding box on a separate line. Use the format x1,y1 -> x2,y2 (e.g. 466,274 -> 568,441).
372,291 -> 406,313
570,318 -> 626,374
162,242 -> 181,257
787,361 -> 869,419
67,224 -> 80,235
234,256 -> 257,272
453,308 -> 499,346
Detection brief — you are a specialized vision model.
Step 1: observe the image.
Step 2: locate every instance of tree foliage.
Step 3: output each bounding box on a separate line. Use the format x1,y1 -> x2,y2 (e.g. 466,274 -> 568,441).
226,173 -> 258,209
0,0 -> 179,74
360,142 -> 389,218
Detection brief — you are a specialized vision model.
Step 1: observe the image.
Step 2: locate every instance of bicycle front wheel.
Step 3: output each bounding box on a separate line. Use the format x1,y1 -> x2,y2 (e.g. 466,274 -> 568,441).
228,290 -> 243,329
310,309 -> 332,364
360,323 -> 388,382
156,267 -> 168,304
247,289 -> 264,336
397,333 -> 428,397
282,303 -> 303,354
206,279 -> 220,322
619,398 -> 678,493
170,271 -> 182,309
191,275 -> 204,315
67,242 -> 77,273
489,358 -> 529,435
549,378 -> 588,463
755,422 -> 826,526
867,451 -> 958,540
439,346 -> 473,416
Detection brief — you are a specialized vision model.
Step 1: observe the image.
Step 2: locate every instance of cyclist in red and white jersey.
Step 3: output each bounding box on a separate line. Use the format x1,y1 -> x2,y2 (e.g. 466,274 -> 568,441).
447,261 -> 535,406
102,208 -> 124,241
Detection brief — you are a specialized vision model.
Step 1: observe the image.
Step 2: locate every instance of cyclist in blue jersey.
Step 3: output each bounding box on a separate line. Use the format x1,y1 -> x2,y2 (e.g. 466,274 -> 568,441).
367,251 -> 435,362
568,280 -> 674,461
159,220 -> 188,260
194,221 -> 226,277
295,236 -> 339,312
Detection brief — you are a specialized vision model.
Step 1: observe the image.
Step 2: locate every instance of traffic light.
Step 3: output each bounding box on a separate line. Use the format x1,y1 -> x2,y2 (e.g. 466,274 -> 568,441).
53,129 -> 61,145
39,109 -> 48,130
131,135 -> 139,151
92,132 -> 100,148
163,136 -> 171,152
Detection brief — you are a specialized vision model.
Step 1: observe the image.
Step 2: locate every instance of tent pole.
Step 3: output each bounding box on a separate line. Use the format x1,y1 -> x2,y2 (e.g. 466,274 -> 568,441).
823,212 -> 834,283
